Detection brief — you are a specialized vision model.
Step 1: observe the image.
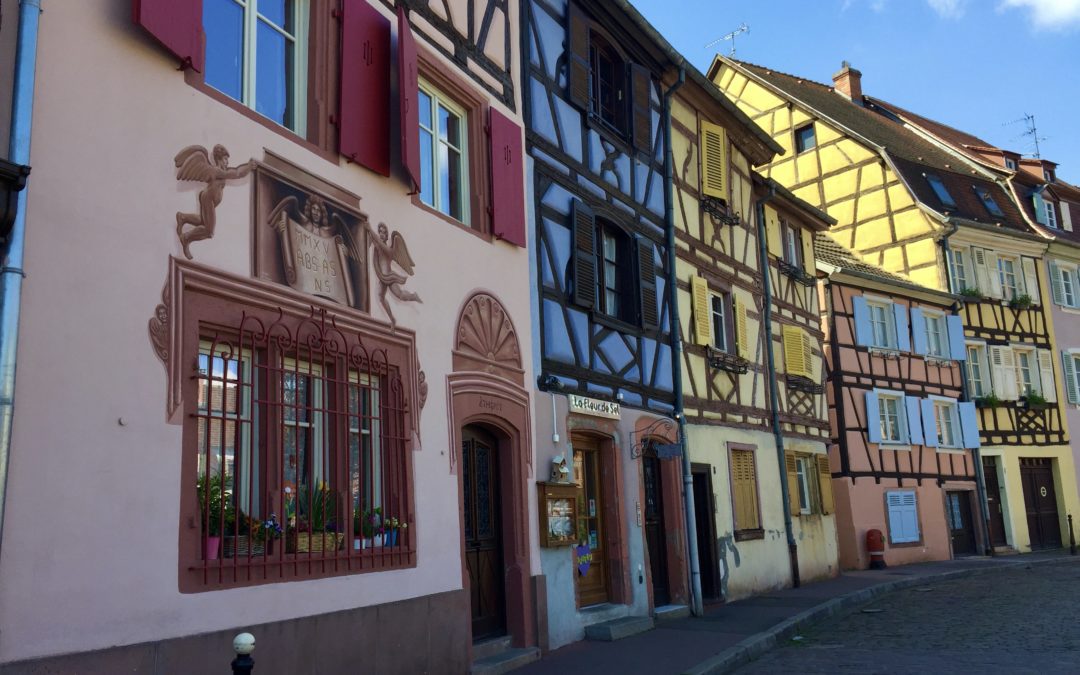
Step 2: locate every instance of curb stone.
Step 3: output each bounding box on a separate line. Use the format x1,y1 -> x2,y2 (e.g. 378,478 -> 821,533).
681,555 -> 1080,675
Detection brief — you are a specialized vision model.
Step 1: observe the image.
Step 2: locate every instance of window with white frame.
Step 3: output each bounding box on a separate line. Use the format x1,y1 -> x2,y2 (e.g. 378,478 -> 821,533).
795,456 -> 812,514
924,311 -> 948,358
997,255 -> 1021,300
1062,351 -> 1080,405
951,248 -> 970,292
711,292 -> 730,353
203,0 -> 309,133
878,392 -> 906,444
1053,261 -> 1078,308
418,80 -> 470,224
1015,349 -> 1039,397
967,343 -> 989,398
1046,201 -> 1059,229
1005,157 -> 1018,171
933,399 -> 961,448
869,300 -> 896,349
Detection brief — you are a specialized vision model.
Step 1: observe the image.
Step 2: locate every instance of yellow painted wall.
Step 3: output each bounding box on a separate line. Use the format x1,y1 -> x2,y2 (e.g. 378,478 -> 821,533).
983,445 -> 1080,551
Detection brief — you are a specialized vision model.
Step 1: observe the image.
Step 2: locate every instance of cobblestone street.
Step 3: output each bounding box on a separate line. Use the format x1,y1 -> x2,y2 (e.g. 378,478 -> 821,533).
736,563 -> 1080,674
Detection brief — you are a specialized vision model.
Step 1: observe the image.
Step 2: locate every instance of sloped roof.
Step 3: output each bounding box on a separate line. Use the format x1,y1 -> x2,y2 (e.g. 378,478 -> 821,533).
814,232 -> 913,285
865,97 -> 995,151
722,58 -> 1032,234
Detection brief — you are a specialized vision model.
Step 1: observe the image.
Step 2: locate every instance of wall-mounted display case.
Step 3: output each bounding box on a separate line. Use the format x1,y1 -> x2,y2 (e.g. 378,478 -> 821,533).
537,481 -> 579,547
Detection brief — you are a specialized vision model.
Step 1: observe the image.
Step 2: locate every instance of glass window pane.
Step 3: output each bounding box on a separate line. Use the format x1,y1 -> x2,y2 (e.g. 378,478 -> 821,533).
418,90 -> 432,130
419,128 -> 434,207
447,147 -> 463,220
443,108 -> 461,148
204,0 -> 245,102
255,21 -> 292,127
257,0 -> 291,30
437,142 -> 451,216
438,104 -> 451,142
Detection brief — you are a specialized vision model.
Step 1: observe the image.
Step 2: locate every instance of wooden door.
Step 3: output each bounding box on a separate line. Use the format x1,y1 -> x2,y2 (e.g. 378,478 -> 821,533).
1021,458 -> 1062,550
462,426 -> 505,640
642,452 -> 669,607
945,491 -> 976,556
574,438 -> 610,607
692,465 -> 722,602
982,457 -> 1008,548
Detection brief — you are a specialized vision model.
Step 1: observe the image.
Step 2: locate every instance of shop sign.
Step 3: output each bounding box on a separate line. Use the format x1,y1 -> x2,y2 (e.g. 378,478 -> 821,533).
654,442 -> 683,459
568,394 -> 620,420
575,544 -> 593,576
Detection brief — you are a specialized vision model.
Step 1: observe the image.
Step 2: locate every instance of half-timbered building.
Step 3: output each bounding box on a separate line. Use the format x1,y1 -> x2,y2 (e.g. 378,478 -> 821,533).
0,1 -> 539,671
817,235 -> 983,568
710,56 -> 1080,557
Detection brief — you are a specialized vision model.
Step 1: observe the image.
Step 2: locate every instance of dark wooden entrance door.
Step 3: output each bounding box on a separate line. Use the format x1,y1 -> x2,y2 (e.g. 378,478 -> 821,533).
462,426 -> 505,640
574,437 -> 610,607
945,491 -> 976,556
692,465 -> 721,602
1021,458 -> 1062,550
642,452 -> 669,607
983,457 -> 1009,548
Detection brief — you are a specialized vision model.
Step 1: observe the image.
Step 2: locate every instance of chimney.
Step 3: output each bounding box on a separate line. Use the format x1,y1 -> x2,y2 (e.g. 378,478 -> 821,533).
832,61 -> 863,105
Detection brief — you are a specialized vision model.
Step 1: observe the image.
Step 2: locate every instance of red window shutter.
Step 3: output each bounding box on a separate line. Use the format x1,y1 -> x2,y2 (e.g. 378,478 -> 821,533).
133,0 -> 204,73
489,109 -> 526,247
397,6 -> 421,192
339,0 -> 391,176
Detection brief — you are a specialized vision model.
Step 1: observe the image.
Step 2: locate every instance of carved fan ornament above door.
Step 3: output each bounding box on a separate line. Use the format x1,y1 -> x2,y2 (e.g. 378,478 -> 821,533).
452,292 -> 524,385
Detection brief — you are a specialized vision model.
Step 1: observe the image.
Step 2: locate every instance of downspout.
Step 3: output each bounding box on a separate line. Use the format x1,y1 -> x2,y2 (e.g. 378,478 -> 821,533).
663,66 -> 703,616
755,185 -> 800,588
940,225 -> 993,556
0,0 -> 42,555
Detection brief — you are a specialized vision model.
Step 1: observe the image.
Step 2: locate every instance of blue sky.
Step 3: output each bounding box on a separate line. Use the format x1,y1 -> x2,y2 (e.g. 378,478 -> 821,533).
631,0 -> 1080,182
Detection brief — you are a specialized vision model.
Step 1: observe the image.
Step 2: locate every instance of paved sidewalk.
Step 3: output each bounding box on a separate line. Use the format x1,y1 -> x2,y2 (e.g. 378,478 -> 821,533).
517,550 -> 1080,675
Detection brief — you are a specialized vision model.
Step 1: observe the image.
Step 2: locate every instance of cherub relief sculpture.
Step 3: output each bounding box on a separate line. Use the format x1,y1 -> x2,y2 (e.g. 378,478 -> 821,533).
368,222 -> 421,329
174,144 -> 254,259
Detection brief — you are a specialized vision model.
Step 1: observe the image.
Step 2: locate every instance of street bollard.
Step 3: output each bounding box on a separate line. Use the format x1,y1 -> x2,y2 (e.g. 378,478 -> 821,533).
1070,515 -> 1076,556
232,633 -> 255,674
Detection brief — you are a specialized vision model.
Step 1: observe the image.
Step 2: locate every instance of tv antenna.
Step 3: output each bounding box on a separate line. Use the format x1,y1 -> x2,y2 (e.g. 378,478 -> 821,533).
1004,113 -> 1047,159
705,23 -> 749,57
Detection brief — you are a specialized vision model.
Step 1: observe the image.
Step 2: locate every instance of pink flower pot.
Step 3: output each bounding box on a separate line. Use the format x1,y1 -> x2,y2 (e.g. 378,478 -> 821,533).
205,536 -> 221,560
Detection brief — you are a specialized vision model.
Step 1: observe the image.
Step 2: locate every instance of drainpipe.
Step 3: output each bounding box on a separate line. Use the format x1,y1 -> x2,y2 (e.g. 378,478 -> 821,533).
0,0 -> 42,555
940,226 -> 994,556
662,66 -> 702,616
755,185 -> 799,588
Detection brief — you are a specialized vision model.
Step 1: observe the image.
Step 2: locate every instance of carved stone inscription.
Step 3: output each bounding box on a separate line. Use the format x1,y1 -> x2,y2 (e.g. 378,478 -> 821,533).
271,204 -> 353,305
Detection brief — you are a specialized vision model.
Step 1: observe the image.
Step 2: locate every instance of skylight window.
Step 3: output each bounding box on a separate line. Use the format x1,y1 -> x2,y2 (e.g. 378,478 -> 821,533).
974,186 -> 1005,218
926,175 -> 956,208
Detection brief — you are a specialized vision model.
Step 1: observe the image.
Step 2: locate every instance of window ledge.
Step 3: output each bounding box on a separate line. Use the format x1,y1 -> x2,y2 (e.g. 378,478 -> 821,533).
878,443 -> 913,452
924,356 -> 955,367
868,347 -> 903,359
936,447 -> 967,454
703,197 -> 740,226
734,528 -> 765,542
778,260 -> 816,286
708,347 -> 748,374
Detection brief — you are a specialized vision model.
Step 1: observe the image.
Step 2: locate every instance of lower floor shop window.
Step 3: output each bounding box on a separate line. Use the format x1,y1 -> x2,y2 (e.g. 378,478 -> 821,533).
886,490 -> 920,544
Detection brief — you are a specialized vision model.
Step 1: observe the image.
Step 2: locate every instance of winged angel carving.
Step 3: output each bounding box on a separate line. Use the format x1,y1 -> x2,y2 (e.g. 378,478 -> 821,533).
369,222 -> 421,329
267,194 -> 366,264
174,144 -> 253,259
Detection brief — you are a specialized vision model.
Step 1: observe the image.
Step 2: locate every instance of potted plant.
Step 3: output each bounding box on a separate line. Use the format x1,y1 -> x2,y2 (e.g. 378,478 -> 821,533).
960,287 -> 983,301
253,513 -> 283,555
1009,294 -> 1033,310
974,393 -> 1002,409
290,482 -> 343,553
1019,392 -> 1049,410
384,517 -> 408,547
359,506 -> 383,549
196,473 -> 235,560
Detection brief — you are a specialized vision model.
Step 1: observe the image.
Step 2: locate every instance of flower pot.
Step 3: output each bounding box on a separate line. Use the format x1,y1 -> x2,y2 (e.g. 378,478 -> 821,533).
354,537 -> 363,550
373,534 -> 384,548
386,530 -> 398,547
204,535 -> 221,561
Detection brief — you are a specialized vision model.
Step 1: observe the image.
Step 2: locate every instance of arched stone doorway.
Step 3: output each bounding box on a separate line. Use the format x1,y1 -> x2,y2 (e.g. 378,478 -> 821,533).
447,292 -> 535,651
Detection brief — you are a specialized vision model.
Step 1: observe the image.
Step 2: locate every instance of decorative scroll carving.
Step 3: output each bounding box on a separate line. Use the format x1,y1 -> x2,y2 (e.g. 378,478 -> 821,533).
174,144 -> 253,259
453,292 -> 523,384
267,195 -> 361,306
419,370 -> 428,411
368,222 -> 421,329
148,285 -> 169,366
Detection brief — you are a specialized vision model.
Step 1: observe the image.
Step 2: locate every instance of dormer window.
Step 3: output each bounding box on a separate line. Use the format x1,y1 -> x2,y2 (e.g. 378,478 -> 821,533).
1044,168 -> 1055,182
1004,158 -> 1018,171
974,186 -> 1005,218
925,175 -> 956,209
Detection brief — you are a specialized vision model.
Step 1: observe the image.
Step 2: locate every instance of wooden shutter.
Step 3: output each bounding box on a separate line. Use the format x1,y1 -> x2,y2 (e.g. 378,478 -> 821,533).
566,3 -> 590,110
490,108 -> 526,247
801,226 -> 815,275
1033,191 -> 1048,225
133,0 -> 204,72
959,402 -> 980,449
1021,257 -> 1040,302
947,315 -> 966,361
700,120 -> 729,200
920,398 -> 938,448
691,275 -> 712,345
637,238 -> 659,330
1062,352 -> 1079,405
990,346 -> 1018,400
339,0 -> 391,176
1038,349 -> 1057,403
865,390 -> 881,443
397,6 -> 421,192
734,297 -> 749,357
730,450 -> 760,531
783,326 -> 806,377
785,452 -> 800,517
630,64 -> 653,154
1062,202 -> 1075,232
972,248 -> 994,298
887,491 -> 920,544
816,454 -> 834,515
910,308 -> 928,356
801,331 -> 814,380
852,296 -> 872,347
764,204 -> 782,259
1049,261 -> 1065,305
892,303 -> 910,352
571,200 -> 597,309
905,396 -> 924,445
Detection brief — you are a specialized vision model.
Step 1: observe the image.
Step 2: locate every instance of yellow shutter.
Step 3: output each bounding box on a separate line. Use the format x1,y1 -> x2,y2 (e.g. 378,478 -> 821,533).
817,454 -> 835,515
801,226 -> 815,276
691,275 -> 712,345
785,451 -> 800,517
734,297 -> 749,357
700,120 -> 729,200
765,205 -> 782,260
783,326 -> 806,377
802,331 -> 814,380
730,449 -> 760,531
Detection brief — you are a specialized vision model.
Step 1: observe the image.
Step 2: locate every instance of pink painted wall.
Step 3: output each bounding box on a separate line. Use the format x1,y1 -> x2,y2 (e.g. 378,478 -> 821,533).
0,0 -> 534,664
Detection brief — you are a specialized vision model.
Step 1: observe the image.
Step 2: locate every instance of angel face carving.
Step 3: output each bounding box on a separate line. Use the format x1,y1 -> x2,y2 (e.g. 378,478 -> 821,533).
174,144 -> 254,259
368,222 -> 421,329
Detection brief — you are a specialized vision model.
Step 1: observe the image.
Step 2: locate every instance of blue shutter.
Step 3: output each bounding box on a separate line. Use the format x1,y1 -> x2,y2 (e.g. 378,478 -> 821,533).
893,303 -> 910,351
866,390 -> 881,443
1033,192 -> 1048,225
959,401 -> 980,449
905,396 -> 923,445
921,398 -> 938,448
947,316 -> 967,361
910,308 -> 928,356
853,296 -> 872,347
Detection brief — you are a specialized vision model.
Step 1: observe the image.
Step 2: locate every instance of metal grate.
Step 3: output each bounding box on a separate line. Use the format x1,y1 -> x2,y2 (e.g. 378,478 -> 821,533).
702,197 -> 740,226
193,306 -> 411,586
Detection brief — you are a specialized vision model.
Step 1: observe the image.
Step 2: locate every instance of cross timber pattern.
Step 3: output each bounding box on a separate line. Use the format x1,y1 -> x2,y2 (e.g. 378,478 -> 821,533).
713,64 -> 946,293
670,92 -> 828,441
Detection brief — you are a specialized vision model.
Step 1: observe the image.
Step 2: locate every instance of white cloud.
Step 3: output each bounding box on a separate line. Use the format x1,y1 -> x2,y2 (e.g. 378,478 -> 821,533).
926,0 -> 967,18
1000,0 -> 1080,29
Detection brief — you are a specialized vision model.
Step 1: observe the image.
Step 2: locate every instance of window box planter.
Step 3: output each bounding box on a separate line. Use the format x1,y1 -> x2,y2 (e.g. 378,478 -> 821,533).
1018,397 -> 1051,411
702,196 -> 740,226
778,259 -> 816,286
786,374 -> 823,394
708,347 -> 748,374
1008,295 -> 1033,310
974,396 -> 1001,409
